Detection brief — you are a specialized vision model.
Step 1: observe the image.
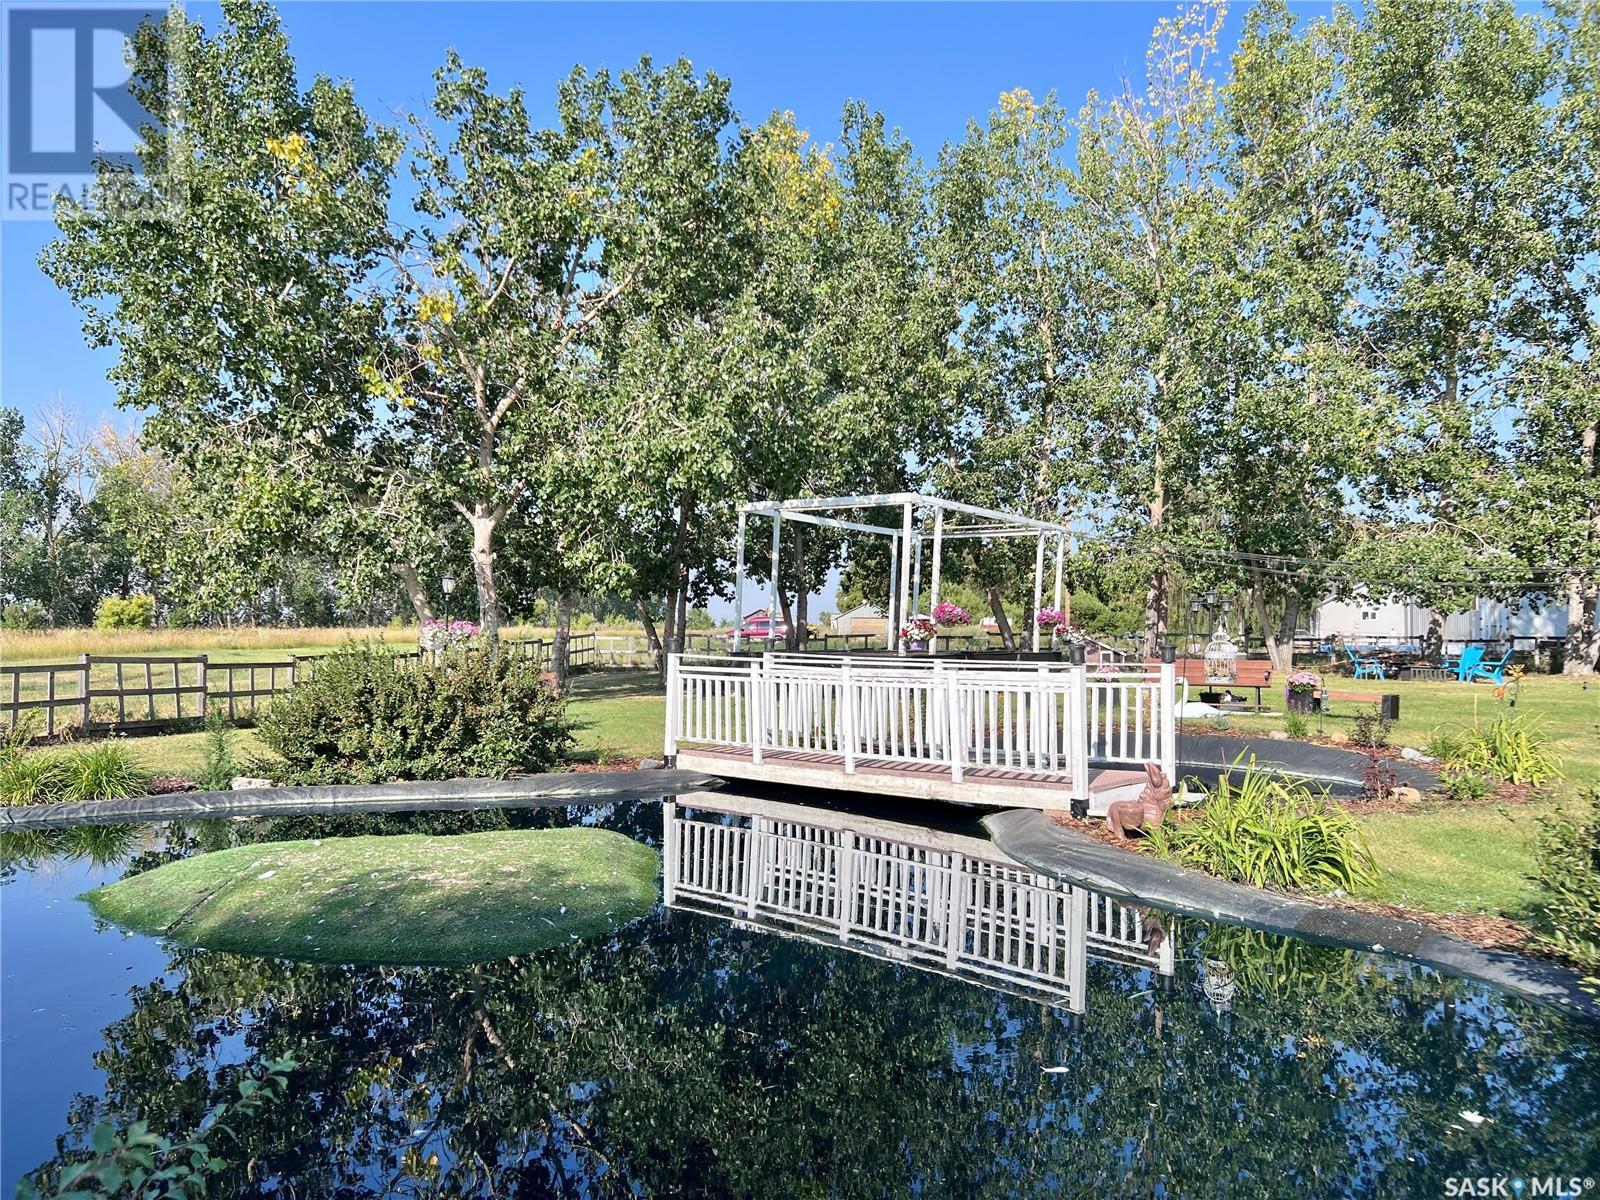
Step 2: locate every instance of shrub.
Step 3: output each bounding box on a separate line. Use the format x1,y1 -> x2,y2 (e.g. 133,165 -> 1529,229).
1283,710 -> 1310,740
1424,726 -> 1469,763
1349,704 -> 1392,749
1459,712 -> 1562,786
1530,792 -> 1600,988
195,711 -> 239,791
0,750 -> 73,806
1,740 -> 149,805
257,645 -> 574,785
68,742 -> 152,801
1437,769 -> 1492,804
1,600 -> 47,630
93,593 -> 156,629
1147,758 -> 1378,894
1361,753 -> 1398,803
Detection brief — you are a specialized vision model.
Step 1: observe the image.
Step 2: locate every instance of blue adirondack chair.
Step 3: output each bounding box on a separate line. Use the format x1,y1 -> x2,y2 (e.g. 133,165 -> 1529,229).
1449,645 -> 1485,683
1345,646 -> 1385,680
1470,648 -> 1513,686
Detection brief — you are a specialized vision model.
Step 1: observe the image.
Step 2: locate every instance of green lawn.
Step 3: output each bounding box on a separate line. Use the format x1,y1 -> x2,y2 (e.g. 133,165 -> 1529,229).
84,827 -> 660,965
567,671 -> 668,762
91,669 -> 666,780
37,666 -> 1600,925
1222,672 -> 1599,918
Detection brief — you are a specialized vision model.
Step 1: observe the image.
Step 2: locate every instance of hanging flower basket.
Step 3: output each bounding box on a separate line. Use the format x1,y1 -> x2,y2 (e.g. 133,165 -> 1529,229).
931,601 -> 972,628
900,615 -> 937,649
1035,607 -> 1067,630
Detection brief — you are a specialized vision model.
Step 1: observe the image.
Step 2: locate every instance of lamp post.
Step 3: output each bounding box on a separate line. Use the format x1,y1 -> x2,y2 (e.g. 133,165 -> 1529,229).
441,573 -> 456,624
1187,597 -> 1203,657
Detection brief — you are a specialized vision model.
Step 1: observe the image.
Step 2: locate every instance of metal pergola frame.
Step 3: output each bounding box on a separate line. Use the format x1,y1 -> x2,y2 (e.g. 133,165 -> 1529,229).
732,493 -> 1076,654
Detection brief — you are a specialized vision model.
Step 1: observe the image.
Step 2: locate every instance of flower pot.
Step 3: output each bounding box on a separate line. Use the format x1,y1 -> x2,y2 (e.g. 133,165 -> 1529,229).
1287,689 -> 1317,714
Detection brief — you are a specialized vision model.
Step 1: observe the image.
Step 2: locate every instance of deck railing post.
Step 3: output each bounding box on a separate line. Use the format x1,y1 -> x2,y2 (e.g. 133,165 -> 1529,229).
751,659 -> 765,765
1068,645 -> 1088,806
1159,643 -> 1177,784
745,816 -> 766,917
838,830 -> 856,941
1067,885 -> 1089,1015
1035,663 -> 1049,774
841,658 -> 856,774
946,666 -> 964,785
662,801 -> 679,905
664,654 -> 680,761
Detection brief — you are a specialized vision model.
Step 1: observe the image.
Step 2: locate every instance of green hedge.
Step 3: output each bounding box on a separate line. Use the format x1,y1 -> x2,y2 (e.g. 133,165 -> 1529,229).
256,645 -> 573,785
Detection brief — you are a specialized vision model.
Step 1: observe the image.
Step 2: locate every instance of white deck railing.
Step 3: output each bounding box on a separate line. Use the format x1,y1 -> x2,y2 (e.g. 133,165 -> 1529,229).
663,797 -> 1177,1011
666,652 -> 1177,805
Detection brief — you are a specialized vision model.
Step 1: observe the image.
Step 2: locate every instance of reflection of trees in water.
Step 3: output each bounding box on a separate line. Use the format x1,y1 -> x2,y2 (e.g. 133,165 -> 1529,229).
0,823 -> 141,876
20,908 -> 1600,1197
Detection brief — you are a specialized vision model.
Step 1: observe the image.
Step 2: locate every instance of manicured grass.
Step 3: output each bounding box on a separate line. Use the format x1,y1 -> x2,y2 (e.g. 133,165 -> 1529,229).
568,670 -> 667,762
1360,804 -> 1552,917
1221,671 -> 1598,919
83,827 -> 659,965
115,727 -> 272,780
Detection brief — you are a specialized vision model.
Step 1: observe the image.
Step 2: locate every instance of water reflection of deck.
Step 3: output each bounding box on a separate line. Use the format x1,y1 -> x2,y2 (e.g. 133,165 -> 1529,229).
663,794 -> 1175,1012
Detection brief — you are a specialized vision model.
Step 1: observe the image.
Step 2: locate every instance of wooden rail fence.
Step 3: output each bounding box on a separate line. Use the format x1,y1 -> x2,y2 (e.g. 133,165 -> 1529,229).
1,633 -> 597,737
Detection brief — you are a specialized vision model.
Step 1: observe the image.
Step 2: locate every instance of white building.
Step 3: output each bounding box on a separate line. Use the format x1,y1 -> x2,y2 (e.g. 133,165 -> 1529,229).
832,602 -> 886,638
1307,592 -> 1568,649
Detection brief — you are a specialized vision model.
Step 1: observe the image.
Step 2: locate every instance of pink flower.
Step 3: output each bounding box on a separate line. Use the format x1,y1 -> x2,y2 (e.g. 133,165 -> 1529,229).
931,601 -> 972,627
1035,607 -> 1067,629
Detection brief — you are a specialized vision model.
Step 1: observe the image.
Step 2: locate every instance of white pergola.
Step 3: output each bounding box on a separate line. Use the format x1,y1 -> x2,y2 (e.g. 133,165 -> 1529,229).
732,493 -> 1075,654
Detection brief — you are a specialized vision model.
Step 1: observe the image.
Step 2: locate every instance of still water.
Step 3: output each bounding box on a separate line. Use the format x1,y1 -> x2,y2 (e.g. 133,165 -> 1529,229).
2,797 -> 1597,1198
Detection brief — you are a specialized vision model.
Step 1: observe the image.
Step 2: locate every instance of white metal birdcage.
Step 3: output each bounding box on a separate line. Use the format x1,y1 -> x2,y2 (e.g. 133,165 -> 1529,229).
1204,623 -> 1238,685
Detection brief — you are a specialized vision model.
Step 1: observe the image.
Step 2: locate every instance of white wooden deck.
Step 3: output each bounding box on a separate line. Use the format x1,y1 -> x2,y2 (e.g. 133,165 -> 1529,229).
666,653 -> 1177,813
663,793 -> 1177,1011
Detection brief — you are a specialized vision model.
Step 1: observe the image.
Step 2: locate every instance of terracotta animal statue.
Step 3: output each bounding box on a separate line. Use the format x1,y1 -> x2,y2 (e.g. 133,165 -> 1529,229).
1106,762 -> 1173,840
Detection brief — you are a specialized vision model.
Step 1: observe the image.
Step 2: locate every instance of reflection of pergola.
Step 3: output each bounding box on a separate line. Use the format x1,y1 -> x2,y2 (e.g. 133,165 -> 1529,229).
733,493 -> 1075,654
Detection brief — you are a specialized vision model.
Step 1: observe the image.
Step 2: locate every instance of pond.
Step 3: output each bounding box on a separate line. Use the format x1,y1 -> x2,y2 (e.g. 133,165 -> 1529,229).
2,796 -> 1598,1197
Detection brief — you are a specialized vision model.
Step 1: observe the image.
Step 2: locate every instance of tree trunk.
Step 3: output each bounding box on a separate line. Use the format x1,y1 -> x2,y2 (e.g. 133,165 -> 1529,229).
552,591 -> 573,691
788,525 -> 808,650
635,593 -> 663,663
1564,575 -> 1599,676
1249,584 -> 1300,676
661,586 -> 679,659
985,586 -> 1015,650
1423,611 -> 1445,662
468,506 -> 502,645
1565,419 -> 1599,675
1142,566 -> 1169,659
391,563 -> 436,623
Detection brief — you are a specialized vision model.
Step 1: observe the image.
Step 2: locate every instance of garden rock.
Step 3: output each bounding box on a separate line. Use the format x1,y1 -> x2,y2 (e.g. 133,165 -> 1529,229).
1399,747 -> 1435,763
1389,786 -> 1422,804
231,776 -> 274,791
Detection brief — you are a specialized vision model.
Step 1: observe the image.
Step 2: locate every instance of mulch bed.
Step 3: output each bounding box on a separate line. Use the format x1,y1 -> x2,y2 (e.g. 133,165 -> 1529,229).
147,775 -> 198,794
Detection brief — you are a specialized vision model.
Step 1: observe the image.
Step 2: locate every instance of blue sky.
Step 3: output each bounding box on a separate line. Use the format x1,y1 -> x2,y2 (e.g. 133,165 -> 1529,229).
0,0 -> 1280,432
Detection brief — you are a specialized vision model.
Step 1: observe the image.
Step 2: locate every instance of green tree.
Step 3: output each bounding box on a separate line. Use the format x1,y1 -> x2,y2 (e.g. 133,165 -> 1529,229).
1345,0 -> 1574,657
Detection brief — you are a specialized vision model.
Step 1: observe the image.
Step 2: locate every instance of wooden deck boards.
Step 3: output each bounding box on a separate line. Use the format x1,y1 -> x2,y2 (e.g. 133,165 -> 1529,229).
677,744 -> 1078,809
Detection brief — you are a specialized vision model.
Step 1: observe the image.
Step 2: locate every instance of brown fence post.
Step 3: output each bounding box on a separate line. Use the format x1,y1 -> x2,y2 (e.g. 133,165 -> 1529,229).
198,654 -> 209,721
78,654 -> 91,730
